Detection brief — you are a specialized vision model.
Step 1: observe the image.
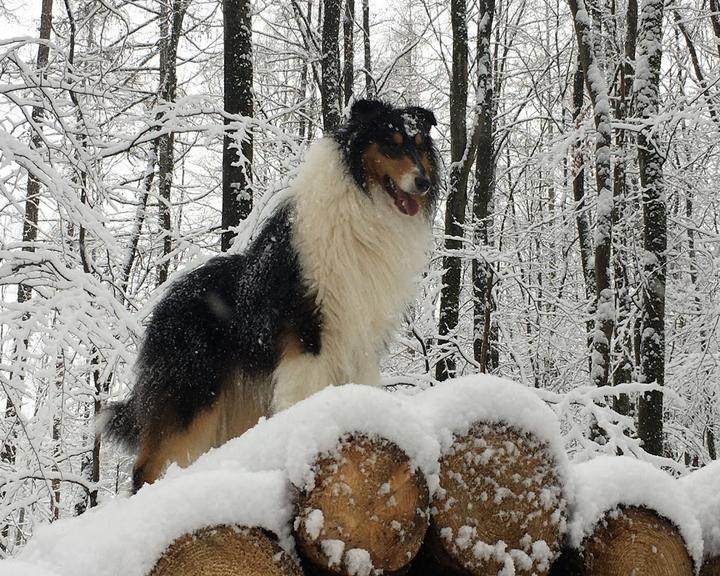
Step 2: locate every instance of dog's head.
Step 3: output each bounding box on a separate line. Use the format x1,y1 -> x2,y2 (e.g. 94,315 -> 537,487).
335,99 -> 440,218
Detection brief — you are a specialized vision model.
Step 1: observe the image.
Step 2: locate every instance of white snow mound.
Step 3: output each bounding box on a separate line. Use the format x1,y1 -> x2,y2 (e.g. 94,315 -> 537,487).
0,560 -> 60,576
411,375 -> 568,481
182,383 -> 441,493
568,456 -> 703,568
679,460 -> 720,557
14,470 -> 292,576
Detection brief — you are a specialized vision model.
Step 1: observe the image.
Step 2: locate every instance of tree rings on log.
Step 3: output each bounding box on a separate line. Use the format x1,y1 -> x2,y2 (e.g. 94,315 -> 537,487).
429,422 -> 564,575
295,434 -> 430,575
149,525 -> 302,576
582,507 -> 694,576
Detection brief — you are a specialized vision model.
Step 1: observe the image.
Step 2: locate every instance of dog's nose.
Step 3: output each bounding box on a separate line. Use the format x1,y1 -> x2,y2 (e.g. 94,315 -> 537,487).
415,176 -> 430,194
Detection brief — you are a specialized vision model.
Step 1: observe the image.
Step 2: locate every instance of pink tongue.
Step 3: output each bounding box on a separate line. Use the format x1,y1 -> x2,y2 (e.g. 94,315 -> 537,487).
396,190 -> 421,216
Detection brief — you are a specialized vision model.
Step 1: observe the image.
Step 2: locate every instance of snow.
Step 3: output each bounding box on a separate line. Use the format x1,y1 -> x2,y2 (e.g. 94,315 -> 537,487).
321,539 -> 345,567
344,548 -> 373,576
13,470 -> 293,576
0,561 -> 59,576
679,461 -> 720,557
303,508 -> 325,541
413,376 -> 568,574
567,456 -> 704,568
411,375 -> 569,484
181,384 -> 442,493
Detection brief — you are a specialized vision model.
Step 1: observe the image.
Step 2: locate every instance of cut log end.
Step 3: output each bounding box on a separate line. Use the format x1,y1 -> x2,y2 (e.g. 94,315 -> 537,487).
429,422 -> 564,575
583,507 -> 694,576
149,525 -> 302,576
295,434 -> 429,575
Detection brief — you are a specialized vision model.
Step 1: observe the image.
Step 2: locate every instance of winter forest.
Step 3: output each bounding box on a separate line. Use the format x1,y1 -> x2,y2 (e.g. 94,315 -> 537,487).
1,0 -> 719,559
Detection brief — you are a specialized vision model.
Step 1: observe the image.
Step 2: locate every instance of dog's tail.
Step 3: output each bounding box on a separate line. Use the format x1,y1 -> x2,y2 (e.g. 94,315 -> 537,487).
98,398 -> 140,450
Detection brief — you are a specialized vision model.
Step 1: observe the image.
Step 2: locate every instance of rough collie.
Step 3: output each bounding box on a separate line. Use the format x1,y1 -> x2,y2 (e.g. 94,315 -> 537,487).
106,99 -> 439,491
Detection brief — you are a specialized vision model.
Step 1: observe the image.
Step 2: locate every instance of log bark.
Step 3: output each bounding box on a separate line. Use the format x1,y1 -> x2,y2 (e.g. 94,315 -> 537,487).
426,423 -> 564,575
582,507 -> 694,576
149,525 -> 301,576
701,557 -> 720,576
295,435 -> 429,575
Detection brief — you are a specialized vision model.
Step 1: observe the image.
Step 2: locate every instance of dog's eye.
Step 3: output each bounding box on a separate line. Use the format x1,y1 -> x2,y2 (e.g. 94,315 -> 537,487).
381,139 -> 404,157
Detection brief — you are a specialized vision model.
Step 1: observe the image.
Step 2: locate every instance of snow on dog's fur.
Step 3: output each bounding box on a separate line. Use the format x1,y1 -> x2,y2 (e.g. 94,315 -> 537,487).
105,99 -> 440,492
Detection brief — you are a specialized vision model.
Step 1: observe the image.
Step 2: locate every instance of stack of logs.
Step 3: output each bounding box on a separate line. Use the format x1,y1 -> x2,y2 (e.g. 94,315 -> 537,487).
149,422 -> 710,576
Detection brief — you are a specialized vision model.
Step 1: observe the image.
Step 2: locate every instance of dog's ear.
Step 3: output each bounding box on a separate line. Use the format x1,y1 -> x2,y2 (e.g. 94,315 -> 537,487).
350,99 -> 386,122
403,106 -> 437,133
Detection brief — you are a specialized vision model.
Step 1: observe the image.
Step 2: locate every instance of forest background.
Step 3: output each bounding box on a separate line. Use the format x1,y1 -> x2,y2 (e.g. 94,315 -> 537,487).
0,0 -> 718,556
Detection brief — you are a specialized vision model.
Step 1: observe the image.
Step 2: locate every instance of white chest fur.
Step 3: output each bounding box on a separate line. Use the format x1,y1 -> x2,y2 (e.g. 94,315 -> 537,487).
271,139 -> 431,411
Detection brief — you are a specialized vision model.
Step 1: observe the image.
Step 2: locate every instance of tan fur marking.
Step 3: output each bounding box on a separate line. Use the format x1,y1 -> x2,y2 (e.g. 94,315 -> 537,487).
134,406 -> 221,486
280,330 -> 304,361
362,144 -> 430,209
414,133 -> 423,146
392,131 -> 403,145
215,375 -> 269,440
363,144 -> 415,187
133,375 -> 271,488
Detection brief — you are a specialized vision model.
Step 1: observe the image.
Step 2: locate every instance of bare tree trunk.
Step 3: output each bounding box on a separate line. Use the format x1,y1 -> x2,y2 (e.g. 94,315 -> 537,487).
322,0 -> 342,132
571,58 -> 595,379
436,0 -> 470,381
156,0 -> 189,282
709,0 -> 720,59
362,0 -> 374,98
672,10 -> 719,124
343,0 -> 354,105
223,0 -> 254,251
636,0 -> 667,456
567,0 -> 615,390
51,353 -> 63,522
572,60 -> 594,300
471,0 -> 496,372
1,0 -> 54,551
708,427 -> 717,460
611,0 -> 637,415
297,0 -> 313,141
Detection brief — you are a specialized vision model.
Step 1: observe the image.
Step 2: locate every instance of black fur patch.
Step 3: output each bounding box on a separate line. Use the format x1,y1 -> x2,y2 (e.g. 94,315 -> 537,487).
107,204 -> 321,444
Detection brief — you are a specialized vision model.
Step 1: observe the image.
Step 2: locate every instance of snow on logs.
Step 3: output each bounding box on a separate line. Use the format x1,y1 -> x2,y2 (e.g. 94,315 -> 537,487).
680,461 -> 720,576
9,377 -> 717,576
555,456 -> 703,576
413,378 -> 567,575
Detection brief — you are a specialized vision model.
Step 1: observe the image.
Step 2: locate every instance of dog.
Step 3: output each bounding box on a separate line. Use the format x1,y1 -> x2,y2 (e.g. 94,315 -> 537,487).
105,99 -> 439,492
